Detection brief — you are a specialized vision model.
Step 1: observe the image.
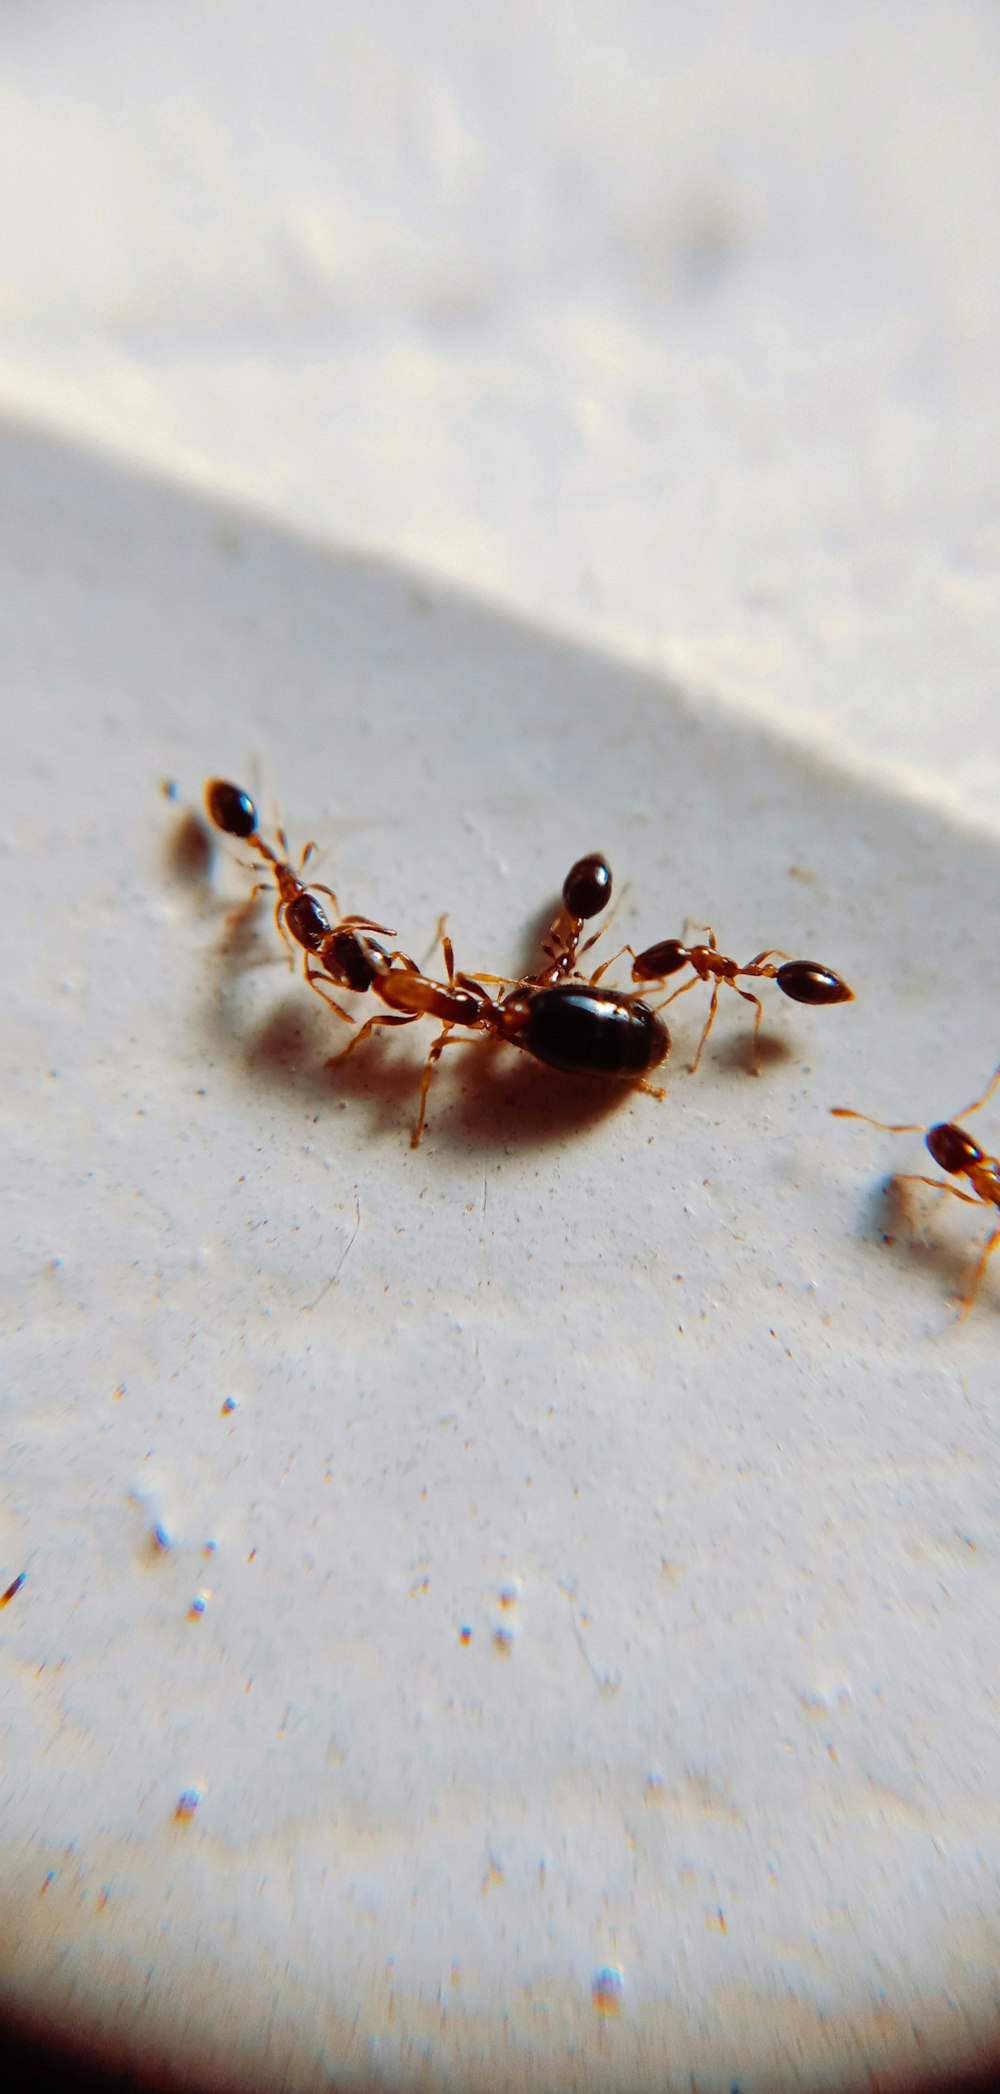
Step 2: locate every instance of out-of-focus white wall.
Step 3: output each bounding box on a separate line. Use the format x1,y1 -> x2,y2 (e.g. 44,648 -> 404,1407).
1,0 -> 998,822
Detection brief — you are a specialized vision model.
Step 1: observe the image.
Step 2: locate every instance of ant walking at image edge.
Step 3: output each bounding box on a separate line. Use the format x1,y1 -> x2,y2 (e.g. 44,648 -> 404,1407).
832,1062 -> 1000,1320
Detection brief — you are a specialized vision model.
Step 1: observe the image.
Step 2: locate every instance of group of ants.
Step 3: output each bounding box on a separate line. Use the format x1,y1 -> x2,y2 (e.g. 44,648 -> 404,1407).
205,778 -> 1000,1320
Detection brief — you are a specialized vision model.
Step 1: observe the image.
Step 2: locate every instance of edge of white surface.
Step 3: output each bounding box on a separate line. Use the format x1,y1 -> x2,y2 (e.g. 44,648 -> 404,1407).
0,389 -> 996,860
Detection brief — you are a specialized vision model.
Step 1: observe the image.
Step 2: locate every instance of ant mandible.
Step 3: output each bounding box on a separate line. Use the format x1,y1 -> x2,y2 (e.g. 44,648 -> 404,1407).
204,779 -> 399,1023
832,1061 -> 1000,1319
619,927 -> 853,1074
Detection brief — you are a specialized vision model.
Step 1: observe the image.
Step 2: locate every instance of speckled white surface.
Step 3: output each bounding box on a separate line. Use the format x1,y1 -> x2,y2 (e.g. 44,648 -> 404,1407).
3,3 -> 1000,2088
4,424 -> 1000,2090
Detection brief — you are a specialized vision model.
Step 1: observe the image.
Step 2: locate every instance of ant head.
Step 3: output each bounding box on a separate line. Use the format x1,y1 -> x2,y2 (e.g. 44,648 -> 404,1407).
284,889 -> 331,954
775,960 -> 854,1006
926,1121 -> 982,1175
205,779 -> 258,840
632,938 -> 687,982
562,854 -> 612,921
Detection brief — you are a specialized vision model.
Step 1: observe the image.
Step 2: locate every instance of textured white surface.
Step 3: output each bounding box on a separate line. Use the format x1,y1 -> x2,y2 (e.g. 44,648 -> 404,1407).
0,0 -> 998,826
3,3 -> 1000,2087
3,424 -> 1000,2089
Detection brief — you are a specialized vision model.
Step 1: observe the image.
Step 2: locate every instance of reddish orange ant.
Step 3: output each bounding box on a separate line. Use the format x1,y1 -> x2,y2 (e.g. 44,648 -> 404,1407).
205,779 -> 398,1023
616,927 -> 853,1073
833,1062 -> 1000,1319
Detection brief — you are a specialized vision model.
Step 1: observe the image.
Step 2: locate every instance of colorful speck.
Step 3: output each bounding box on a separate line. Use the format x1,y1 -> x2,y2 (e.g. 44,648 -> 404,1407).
221,1395 -> 239,1414
40,1870 -> 56,1895
188,1594 -> 208,1620
174,1789 -> 201,1822
458,1625 -> 472,1645
0,1572 -> 26,1607
592,1965 -> 624,2015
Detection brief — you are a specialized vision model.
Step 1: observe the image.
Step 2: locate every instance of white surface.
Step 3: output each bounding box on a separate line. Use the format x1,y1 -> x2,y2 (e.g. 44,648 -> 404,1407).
4,423 -> 1000,2089
0,0 -> 998,826
4,3 -> 1000,2087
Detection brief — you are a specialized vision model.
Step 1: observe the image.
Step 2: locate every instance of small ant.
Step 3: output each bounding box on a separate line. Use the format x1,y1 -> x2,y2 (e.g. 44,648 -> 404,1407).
335,857 -> 669,1147
534,852 -> 614,984
832,1062 -> 1000,1319
204,779 -> 397,1023
620,927 -> 853,1073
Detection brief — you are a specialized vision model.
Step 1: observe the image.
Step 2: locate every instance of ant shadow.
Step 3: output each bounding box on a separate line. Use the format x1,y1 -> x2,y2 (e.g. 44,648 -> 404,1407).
853,1174 -> 993,1315
198,859 -> 803,1156
708,1025 -> 795,1078
162,808 -> 214,890
202,902 -> 654,1154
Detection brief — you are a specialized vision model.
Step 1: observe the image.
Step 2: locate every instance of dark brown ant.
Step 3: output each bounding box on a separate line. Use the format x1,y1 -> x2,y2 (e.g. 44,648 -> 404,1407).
833,1062 -> 1000,1319
534,852 -> 614,984
615,926 -> 853,1073
204,778 -> 397,1023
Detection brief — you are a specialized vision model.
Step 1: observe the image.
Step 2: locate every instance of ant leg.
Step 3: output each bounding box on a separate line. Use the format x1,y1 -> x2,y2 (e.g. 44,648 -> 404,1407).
339,912 -> 397,936
958,1223 -> 1000,1320
304,968 -> 355,1025
411,1024 -> 473,1148
954,1061 -> 1000,1124
328,1012 -> 416,1066
654,973 -> 699,1010
681,918 -> 715,946
421,914 -> 451,971
734,985 -> 765,1074
308,880 -> 342,914
223,881 -> 268,940
830,1108 -> 926,1134
589,942 -> 638,987
633,1077 -> 667,1101
895,1174 -> 982,1206
689,981 -> 721,1075
271,899 -> 297,961
299,839 -> 319,870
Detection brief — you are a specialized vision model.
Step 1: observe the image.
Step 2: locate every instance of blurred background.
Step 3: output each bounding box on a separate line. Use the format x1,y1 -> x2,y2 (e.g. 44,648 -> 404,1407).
1,0 -> 998,823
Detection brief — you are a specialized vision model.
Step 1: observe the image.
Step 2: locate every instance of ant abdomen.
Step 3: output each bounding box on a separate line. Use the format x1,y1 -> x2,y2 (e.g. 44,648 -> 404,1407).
205,779 -> 258,841
775,961 -> 854,1007
284,889 -> 331,953
498,983 -> 669,1080
562,853 -> 612,921
632,939 -> 688,981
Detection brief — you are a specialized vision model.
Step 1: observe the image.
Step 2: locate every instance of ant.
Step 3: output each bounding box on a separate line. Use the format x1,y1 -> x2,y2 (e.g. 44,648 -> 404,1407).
204,779 -> 398,1023
832,1062 -> 1000,1319
613,926 -> 853,1073
334,854 -> 669,1146
533,852 -> 614,984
